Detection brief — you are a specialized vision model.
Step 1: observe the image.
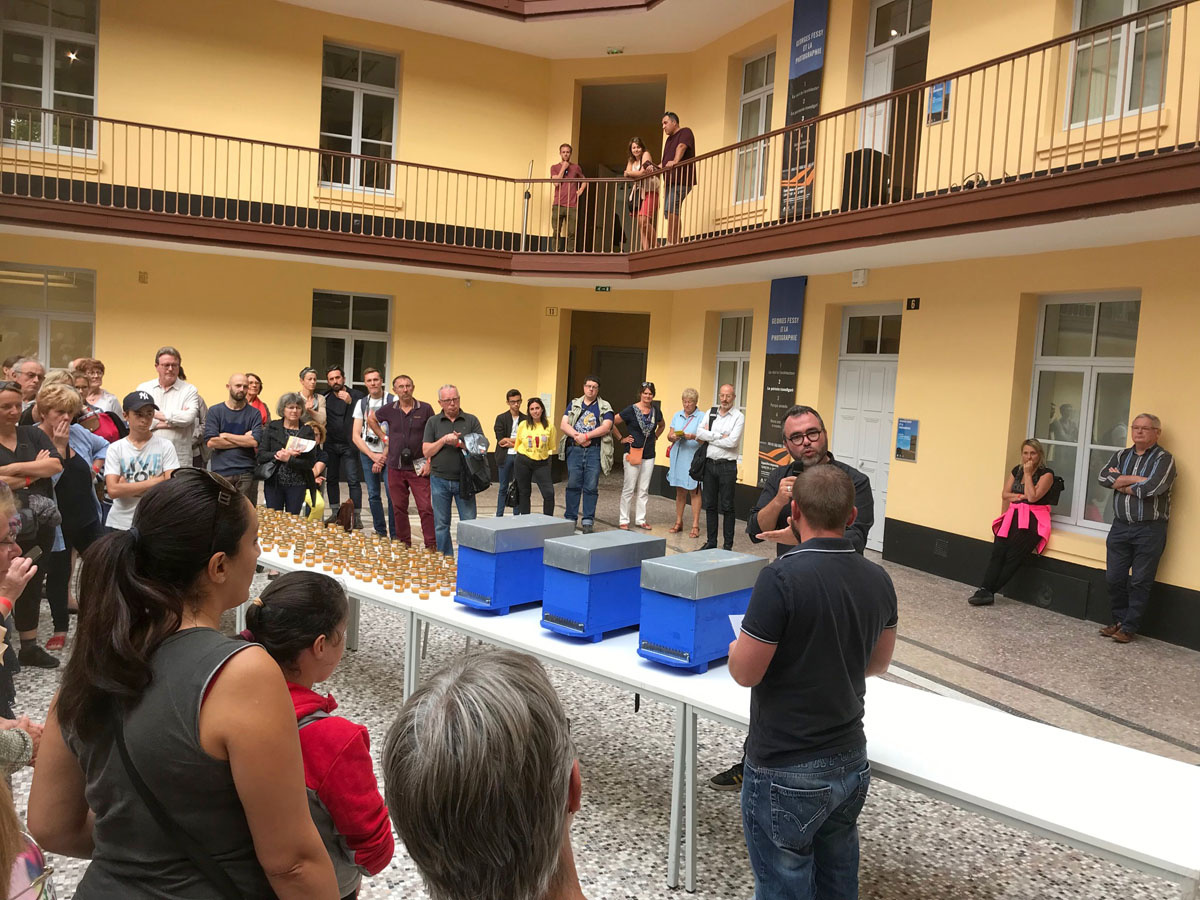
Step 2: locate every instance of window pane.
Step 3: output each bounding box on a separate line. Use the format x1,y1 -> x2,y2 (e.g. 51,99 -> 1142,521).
351,296 -> 389,332
359,143 -> 392,190
1070,37 -> 1121,122
312,292 -> 351,329
765,52 -> 775,86
874,0 -> 909,46
0,313 -> 40,359
1080,0 -> 1125,28
51,94 -> 93,148
739,97 -> 761,141
846,316 -> 880,354
718,317 -> 740,352
1047,443 -> 1080,517
0,86 -> 42,141
309,336 -> 345,383
1083,447 -> 1118,524
46,268 -> 92,312
880,315 -> 902,353
1091,372 -> 1133,446
2,0 -> 49,26
1034,371 -> 1083,442
360,52 -> 396,89
318,137 -> 353,185
743,55 -> 766,93
740,315 -> 753,352
1096,300 -> 1139,356
53,40 -> 94,95
1129,20 -> 1168,112
716,360 -> 737,399
739,361 -> 750,404
0,266 -> 46,308
51,0 -> 97,33
361,93 -> 394,143
323,44 -> 358,81
48,317 -> 91,368
1041,303 -> 1095,356
910,0 -> 931,29
2,30 -> 44,88
353,339 -> 387,384
319,86 -> 354,137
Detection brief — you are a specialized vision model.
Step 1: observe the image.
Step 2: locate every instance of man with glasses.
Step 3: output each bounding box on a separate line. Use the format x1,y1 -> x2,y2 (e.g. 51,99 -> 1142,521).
559,376 -> 615,534
11,359 -> 45,411
1097,413 -> 1176,644
696,383 -> 744,551
422,385 -> 484,558
710,404 -> 874,792
138,346 -> 199,468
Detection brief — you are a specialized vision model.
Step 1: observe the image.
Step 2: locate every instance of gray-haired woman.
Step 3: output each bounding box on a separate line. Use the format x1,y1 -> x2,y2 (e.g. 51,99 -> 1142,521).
257,393 -> 326,514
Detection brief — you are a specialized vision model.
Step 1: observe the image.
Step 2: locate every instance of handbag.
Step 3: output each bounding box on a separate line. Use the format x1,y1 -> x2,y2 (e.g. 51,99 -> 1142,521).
505,473 -> 519,509
112,715 -> 244,900
689,408 -> 719,483
15,491 -> 61,540
253,460 -> 277,481
626,446 -> 644,466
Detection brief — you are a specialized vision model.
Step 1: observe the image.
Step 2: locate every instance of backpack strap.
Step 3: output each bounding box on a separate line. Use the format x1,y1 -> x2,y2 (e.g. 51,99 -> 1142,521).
298,709 -> 332,730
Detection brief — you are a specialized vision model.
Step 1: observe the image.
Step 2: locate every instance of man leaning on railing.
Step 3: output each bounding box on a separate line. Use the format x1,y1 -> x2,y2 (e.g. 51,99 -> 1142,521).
551,143 -> 586,252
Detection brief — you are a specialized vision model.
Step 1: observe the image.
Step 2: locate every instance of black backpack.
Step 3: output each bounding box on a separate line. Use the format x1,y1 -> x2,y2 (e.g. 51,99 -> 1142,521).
1043,475 -> 1066,506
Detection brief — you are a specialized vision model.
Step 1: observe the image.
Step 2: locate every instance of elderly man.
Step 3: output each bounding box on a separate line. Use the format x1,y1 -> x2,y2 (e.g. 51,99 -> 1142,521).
137,346 -> 200,468
1097,413 -> 1177,643
421,384 -> 484,558
11,359 -> 45,410
696,383 -> 744,551
383,649 -> 588,900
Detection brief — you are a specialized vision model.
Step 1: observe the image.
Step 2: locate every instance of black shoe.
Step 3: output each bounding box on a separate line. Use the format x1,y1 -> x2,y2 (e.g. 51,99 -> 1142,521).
582,523 -> 594,534
701,542 -> 717,551
18,643 -> 60,669
723,545 -> 734,552
709,761 -> 744,792
968,589 -> 995,606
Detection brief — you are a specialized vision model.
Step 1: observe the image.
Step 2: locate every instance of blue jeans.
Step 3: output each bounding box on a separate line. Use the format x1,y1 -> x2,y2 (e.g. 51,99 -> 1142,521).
563,443 -> 601,526
1105,518 -> 1168,634
430,475 -> 476,558
741,748 -> 871,900
359,452 -> 393,536
496,453 -> 516,516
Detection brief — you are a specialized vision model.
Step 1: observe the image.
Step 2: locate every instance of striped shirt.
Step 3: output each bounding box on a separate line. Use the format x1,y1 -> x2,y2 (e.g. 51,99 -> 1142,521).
1097,444 -> 1176,523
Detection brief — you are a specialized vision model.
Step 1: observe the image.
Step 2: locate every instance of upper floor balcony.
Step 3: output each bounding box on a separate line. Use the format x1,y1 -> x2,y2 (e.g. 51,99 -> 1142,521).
3,0 -> 1199,281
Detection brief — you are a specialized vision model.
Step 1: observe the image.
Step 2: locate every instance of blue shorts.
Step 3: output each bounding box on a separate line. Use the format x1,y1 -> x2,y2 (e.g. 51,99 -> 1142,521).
664,183 -> 692,214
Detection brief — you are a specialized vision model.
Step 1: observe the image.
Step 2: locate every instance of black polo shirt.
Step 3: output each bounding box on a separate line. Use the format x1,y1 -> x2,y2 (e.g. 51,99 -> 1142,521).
741,536 -> 898,768
747,454 -> 874,555
422,411 -> 483,480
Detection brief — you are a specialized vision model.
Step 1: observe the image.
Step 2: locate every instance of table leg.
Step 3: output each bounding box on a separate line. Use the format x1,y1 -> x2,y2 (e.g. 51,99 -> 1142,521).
403,611 -> 419,700
666,700 -> 685,888
235,600 -> 247,635
1181,876 -> 1198,900
685,705 -> 697,893
345,593 -> 360,652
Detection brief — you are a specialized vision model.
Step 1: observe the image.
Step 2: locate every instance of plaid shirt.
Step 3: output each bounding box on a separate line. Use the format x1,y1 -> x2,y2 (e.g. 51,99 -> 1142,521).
1097,444 -> 1176,523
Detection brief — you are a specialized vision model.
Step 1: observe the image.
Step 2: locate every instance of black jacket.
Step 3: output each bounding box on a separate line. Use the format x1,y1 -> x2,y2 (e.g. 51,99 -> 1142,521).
493,411 -> 528,463
746,454 -> 874,555
257,421 -> 324,485
322,386 -> 366,447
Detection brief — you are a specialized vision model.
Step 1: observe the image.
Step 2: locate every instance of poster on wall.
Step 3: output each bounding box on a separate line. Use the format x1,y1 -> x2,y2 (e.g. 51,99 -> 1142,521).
780,0 -> 830,218
757,277 -> 807,486
895,418 -> 919,461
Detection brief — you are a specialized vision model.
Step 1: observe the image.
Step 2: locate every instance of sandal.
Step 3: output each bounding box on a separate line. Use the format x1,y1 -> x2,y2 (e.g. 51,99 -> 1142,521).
619,524 -> 629,530
637,523 -> 653,530
689,527 -> 700,538
46,634 -> 66,651
669,523 -> 683,534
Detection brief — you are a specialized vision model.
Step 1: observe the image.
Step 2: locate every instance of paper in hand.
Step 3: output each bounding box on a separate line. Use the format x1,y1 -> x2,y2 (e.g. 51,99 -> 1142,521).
728,614 -> 744,637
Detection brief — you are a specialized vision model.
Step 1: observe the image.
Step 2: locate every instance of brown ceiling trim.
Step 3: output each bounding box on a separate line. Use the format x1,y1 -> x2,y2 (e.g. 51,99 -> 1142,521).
428,0 -> 667,22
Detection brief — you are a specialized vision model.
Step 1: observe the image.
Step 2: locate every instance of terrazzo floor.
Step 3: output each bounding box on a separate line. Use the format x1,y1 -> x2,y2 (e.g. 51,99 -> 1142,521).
9,474 -> 1188,899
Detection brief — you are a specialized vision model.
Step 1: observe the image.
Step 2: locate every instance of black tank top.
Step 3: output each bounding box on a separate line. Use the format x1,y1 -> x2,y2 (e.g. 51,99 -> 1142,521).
56,449 -> 99,533
69,628 -> 276,899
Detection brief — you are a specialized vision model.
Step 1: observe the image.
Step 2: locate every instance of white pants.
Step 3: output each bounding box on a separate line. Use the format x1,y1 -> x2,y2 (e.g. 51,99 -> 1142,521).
620,457 -> 654,525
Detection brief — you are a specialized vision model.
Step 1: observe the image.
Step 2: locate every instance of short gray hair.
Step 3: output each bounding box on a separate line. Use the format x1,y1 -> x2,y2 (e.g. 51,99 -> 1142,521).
154,345 -> 182,364
12,357 -> 43,374
276,392 -> 305,417
1133,412 -> 1161,429
438,383 -> 459,401
383,649 -> 575,900
681,387 -> 699,403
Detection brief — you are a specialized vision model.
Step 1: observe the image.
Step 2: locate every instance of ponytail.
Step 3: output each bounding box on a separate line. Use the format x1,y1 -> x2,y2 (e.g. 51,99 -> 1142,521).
244,571 -> 348,671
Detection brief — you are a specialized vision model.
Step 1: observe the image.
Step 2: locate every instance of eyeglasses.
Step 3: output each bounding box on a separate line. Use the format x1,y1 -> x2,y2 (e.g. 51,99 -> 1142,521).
786,428 -> 825,444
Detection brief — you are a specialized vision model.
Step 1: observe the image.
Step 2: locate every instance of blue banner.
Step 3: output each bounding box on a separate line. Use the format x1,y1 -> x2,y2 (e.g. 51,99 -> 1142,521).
781,1 -> 830,217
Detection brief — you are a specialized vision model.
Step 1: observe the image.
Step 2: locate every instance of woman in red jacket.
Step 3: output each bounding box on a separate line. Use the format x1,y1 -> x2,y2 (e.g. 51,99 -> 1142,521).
244,572 -> 393,899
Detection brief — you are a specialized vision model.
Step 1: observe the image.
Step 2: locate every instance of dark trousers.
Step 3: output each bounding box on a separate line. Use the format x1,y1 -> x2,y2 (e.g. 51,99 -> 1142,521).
980,522 -> 1042,593
45,520 -> 105,632
388,469 -> 436,548
265,482 -> 307,516
323,443 -> 363,512
14,525 -> 55,635
496,453 -> 517,516
1106,518 -> 1168,634
703,458 -> 738,550
515,455 -> 554,516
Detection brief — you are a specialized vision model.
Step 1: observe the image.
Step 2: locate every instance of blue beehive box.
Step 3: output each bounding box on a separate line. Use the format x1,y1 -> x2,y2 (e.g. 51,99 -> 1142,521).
541,531 -> 666,641
454,515 -> 576,615
637,549 -> 767,673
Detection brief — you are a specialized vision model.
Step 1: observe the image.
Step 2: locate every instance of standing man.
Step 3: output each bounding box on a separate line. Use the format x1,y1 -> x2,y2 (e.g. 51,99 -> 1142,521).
661,112 -> 696,246
696,383 -> 744,551
559,376 -> 615,534
729,465 -> 897,900
11,359 -> 45,410
422,385 -> 485,558
138,346 -> 200,469
550,143 -> 586,252
322,365 -> 365,524
1097,413 -> 1176,643
203,373 -> 262,503
352,368 -> 396,537
494,389 -> 526,517
370,375 -> 436,549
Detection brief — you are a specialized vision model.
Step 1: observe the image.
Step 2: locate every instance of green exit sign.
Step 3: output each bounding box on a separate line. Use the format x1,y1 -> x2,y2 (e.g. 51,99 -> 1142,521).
595,285 -> 611,292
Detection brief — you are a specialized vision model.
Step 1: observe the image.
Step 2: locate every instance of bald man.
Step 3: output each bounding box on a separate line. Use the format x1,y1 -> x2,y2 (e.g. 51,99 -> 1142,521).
204,372 -> 263,502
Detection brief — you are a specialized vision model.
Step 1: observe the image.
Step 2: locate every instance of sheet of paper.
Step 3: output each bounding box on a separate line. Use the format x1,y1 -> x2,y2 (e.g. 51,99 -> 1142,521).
728,614 -> 744,636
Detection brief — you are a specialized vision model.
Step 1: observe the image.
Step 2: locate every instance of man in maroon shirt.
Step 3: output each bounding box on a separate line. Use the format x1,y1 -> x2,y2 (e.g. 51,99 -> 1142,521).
661,112 -> 696,246
368,374 -> 436,549
550,143 -> 586,252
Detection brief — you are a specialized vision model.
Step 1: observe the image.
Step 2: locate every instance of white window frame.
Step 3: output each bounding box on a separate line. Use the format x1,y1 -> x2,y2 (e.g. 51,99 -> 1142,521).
310,291 -> 392,392
0,2 -> 98,152
733,50 -> 775,205
1066,0 -> 1170,128
867,0 -> 932,53
839,302 -> 902,359
319,43 -> 399,193
0,262 -> 95,365
1028,293 -> 1140,534
714,313 -> 752,457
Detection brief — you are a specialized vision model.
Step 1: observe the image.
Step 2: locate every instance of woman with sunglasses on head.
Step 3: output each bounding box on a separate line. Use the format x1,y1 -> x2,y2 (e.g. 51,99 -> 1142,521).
513,398 -> 557,517
613,381 -> 665,530
28,470 -> 339,899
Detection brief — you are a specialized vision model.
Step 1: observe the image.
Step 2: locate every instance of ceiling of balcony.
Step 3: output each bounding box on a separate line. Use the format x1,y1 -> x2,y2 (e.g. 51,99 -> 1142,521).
279,0 -> 785,58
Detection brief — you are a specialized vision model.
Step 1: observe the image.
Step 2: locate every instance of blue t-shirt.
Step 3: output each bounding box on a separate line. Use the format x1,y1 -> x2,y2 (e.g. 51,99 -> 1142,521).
204,402 -> 264,476
569,400 -> 614,444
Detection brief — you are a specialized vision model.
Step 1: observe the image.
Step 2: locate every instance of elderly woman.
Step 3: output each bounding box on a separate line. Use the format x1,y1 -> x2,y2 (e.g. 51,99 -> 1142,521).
665,388 -> 705,538
77,358 -> 122,418
17,369 -> 73,427
259,393 -> 327,515
0,484 -> 46,758
969,438 -> 1056,606
613,381 -> 665,530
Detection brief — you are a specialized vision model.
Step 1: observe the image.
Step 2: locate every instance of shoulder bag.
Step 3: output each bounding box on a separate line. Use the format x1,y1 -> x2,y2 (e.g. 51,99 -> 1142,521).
688,407 -> 719,483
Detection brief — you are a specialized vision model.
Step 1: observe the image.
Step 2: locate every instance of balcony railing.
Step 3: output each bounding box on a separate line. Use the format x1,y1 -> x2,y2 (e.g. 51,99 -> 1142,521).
2,0 -> 1198,259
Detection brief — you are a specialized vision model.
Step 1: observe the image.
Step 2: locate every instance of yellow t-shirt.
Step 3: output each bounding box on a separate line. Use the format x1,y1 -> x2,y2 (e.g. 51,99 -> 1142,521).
516,421 -> 557,461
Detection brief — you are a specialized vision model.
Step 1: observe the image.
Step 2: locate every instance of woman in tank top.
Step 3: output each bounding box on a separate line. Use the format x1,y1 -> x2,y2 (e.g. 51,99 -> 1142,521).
27,469 -> 339,899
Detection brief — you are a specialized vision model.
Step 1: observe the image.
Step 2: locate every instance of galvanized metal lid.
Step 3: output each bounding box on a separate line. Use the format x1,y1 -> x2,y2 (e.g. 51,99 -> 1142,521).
457,514 -> 577,553
639,549 -> 767,600
543,531 -> 666,575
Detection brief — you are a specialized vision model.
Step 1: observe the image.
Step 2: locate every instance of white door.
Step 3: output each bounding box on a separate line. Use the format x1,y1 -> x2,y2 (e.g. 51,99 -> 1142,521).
833,359 -> 897,553
861,48 -> 894,153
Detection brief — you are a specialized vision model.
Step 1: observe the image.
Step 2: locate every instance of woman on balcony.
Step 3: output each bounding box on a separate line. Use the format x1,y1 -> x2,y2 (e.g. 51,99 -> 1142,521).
625,137 -> 660,252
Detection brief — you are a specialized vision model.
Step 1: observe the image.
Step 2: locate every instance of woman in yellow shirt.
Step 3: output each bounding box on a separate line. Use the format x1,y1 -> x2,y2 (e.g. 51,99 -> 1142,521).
514,398 -> 557,516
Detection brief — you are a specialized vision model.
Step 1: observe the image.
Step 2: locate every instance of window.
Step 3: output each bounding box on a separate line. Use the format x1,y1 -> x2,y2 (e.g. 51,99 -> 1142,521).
715,314 -> 752,453
1069,0 -> 1169,125
734,51 -> 774,203
0,262 -> 95,367
1029,296 -> 1140,531
1,0 -> 98,149
310,291 -> 390,392
843,312 -> 902,355
869,0 -> 931,50
319,43 -> 398,191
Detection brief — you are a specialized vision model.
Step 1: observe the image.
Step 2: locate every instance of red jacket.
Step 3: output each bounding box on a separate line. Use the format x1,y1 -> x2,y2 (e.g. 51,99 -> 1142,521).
288,683 -> 393,889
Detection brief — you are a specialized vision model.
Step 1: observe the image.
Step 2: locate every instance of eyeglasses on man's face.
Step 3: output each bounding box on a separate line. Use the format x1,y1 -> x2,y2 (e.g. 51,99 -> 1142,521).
786,428 -> 825,445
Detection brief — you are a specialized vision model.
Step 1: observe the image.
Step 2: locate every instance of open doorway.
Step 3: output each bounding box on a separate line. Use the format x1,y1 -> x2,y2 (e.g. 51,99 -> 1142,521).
577,81 -> 667,252
566,310 -> 650,410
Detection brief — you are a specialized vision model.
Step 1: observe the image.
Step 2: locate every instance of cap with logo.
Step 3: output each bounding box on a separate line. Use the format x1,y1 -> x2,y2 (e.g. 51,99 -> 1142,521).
123,390 -> 159,412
